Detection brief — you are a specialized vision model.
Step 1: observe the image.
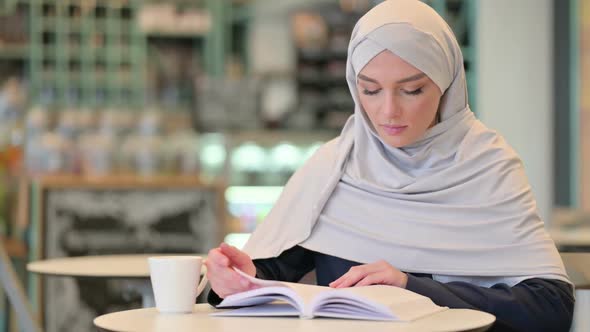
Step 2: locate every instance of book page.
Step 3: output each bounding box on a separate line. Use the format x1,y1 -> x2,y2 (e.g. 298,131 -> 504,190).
233,267 -> 286,288
211,303 -> 301,317
311,285 -> 447,321
278,282 -> 329,316
218,268 -> 331,317
226,268 -> 327,315
234,268 -> 338,310
217,286 -> 302,311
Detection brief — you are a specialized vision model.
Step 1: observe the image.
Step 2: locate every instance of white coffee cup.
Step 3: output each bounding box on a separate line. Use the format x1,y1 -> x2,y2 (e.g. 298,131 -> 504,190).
148,256 -> 208,313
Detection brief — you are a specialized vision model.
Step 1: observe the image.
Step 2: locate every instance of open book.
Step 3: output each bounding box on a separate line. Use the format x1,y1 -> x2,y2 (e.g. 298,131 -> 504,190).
211,268 -> 447,321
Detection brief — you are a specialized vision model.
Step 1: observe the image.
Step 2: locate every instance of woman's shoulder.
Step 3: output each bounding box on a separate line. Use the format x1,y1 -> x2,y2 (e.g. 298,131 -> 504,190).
303,136 -> 342,165
459,119 -> 521,161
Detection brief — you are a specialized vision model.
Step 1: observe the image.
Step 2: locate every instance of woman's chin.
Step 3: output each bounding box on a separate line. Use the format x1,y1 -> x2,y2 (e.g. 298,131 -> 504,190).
380,136 -> 409,148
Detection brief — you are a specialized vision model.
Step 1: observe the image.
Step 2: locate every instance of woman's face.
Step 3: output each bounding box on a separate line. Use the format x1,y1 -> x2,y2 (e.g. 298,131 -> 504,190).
356,51 -> 442,148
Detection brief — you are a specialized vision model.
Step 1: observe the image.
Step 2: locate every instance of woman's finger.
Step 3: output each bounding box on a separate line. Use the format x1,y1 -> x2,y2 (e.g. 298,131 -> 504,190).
219,243 -> 256,276
330,263 -> 383,288
330,265 -> 371,288
220,243 -> 250,267
354,271 -> 389,287
207,262 -> 239,282
206,248 -> 230,267
207,264 -> 253,297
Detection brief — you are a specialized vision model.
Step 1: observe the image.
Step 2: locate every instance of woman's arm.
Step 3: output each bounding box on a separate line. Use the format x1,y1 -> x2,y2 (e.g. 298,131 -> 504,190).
406,275 -> 574,332
207,245 -> 315,305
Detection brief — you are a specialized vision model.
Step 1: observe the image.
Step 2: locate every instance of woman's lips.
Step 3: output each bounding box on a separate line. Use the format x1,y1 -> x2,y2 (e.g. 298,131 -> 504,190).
380,124 -> 408,135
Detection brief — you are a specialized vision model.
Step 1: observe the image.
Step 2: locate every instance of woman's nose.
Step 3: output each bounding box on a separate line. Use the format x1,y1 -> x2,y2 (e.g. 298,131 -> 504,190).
382,93 -> 402,118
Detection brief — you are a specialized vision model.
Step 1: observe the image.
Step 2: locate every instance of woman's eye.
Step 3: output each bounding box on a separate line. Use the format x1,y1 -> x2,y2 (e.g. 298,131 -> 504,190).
362,88 -> 381,96
403,87 -> 424,96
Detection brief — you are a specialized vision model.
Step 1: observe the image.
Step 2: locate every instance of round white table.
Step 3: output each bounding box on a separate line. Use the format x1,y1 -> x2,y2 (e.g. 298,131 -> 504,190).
27,254 -> 206,307
27,254 -> 159,278
94,303 -> 495,332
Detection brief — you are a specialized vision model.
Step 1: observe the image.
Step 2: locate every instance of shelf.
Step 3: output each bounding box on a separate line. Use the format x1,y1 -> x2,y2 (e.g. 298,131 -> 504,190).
297,75 -> 348,87
225,129 -> 335,145
31,174 -> 223,190
298,49 -> 348,62
143,30 -> 207,39
27,0 -> 148,107
303,102 -> 355,112
225,186 -> 284,204
0,45 -> 28,59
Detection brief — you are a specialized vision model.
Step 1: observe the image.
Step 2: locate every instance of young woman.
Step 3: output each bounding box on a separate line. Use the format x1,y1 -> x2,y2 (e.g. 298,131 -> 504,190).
205,1 -> 574,331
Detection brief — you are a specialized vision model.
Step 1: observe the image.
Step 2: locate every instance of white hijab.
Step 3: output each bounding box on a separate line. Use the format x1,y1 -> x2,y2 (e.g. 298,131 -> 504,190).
243,0 -> 569,285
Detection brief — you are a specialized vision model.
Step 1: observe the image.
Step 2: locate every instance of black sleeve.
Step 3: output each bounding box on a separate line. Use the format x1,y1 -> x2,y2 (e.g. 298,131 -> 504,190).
406,275 -> 575,332
207,246 -> 315,306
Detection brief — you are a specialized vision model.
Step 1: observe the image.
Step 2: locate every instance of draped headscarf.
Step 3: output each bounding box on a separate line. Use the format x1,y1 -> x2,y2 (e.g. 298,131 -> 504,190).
243,0 -> 569,285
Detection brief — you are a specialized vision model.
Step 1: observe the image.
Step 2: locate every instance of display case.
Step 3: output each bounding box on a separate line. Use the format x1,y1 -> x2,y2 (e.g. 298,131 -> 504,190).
0,0 -> 232,109
219,130 -> 333,247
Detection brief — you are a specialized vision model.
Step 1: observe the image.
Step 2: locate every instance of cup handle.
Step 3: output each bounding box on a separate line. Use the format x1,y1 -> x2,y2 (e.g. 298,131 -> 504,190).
196,272 -> 208,297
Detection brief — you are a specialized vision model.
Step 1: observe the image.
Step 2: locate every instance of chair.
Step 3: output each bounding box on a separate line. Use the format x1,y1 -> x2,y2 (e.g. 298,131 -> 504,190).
560,252 -> 590,332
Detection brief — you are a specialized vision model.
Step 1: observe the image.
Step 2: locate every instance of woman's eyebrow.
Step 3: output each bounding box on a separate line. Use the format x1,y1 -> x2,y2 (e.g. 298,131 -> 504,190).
357,73 -> 426,84
357,73 -> 378,83
396,73 -> 426,84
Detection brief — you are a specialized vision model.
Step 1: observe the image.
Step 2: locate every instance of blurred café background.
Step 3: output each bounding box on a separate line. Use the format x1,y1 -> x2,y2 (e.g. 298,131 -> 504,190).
0,0 -> 588,331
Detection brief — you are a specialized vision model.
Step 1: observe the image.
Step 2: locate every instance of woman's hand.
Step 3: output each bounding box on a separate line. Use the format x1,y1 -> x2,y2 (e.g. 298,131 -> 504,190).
329,260 -> 408,288
204,243 -> 257,298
